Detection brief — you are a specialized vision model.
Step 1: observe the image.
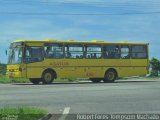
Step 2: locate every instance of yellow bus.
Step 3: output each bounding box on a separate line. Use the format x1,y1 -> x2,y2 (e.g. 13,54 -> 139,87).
6,40 -> 149,84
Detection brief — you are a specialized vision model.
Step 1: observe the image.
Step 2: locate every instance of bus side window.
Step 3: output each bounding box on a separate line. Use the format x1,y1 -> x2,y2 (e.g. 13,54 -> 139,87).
44,44 -> 64,58
103,45 -> 120,59
87,55 -> 91,58
66,52 -> 71,58
86,45 -> 101,59
121,45 -> 130,59
24,47 -> 44,63
65,44 -> 83,59
44,46 -> 53,58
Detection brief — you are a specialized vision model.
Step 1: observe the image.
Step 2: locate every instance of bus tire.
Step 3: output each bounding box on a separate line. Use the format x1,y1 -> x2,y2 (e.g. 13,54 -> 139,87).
42,70 -> 55,84
103,69 -> 117,83
90,78 -> 101,83
29,78 -> 41,84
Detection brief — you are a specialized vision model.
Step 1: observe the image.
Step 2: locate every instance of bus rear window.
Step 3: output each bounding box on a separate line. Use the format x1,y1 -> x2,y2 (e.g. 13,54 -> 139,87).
131,45 -> 147,59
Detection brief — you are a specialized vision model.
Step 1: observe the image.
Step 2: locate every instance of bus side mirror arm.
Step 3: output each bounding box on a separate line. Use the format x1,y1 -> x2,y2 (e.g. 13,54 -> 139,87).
5,50 -> 7,55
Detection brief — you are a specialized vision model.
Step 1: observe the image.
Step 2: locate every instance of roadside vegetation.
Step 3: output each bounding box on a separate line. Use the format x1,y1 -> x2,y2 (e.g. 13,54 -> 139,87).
0,63 -> 6,75
0,75 -> 30,83
0,107 -> 47,120
149,58 -> 160,77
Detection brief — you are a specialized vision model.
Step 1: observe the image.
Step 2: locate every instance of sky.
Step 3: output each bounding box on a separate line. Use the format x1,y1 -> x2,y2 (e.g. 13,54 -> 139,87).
0,0 -> 160,63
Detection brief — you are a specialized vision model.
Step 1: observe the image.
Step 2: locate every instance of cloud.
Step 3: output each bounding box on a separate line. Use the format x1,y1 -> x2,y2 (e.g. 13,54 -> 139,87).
0,18 -> 91,43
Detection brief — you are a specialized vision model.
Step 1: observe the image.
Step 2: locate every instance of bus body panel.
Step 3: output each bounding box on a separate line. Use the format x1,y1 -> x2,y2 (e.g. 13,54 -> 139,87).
23,59 -> 147,79
130,59 -> 148,76
26,63 -> 44,78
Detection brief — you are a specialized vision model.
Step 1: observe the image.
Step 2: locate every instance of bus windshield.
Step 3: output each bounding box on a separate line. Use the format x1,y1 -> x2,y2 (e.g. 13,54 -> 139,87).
8,47 -> 23,64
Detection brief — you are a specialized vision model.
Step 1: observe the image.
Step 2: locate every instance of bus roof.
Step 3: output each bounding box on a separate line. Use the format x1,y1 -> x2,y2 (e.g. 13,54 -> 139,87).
14,39 -> 148,45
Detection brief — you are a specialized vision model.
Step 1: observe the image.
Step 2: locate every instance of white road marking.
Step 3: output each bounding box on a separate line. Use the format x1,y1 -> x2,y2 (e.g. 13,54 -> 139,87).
63,107 -> 70,114
58,107 -> 70,120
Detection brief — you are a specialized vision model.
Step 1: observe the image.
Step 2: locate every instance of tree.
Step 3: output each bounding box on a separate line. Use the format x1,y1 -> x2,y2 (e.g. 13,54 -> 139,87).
0,63 -> 6,75
150,58 -> 160,76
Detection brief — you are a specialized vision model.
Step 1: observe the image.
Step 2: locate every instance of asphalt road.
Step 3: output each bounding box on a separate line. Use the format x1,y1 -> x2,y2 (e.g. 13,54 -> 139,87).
0,79 -> 160,115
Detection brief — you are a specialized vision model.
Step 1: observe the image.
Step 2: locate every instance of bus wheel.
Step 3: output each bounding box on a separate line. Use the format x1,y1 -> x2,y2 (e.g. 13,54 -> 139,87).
29,78 -> 41,84
42,70 -> 54,84
90,78 -> 101,83
103,70 -> 117,83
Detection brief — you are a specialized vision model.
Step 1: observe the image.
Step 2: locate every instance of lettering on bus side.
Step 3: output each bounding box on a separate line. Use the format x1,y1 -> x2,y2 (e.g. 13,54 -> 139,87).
49,62 -> 69,66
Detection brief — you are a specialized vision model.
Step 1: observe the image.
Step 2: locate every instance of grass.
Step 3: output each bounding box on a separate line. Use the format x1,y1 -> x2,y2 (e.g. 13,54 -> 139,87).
0,75 -> 10,83
0,74 -> 29,84
0,107 -> 47,120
